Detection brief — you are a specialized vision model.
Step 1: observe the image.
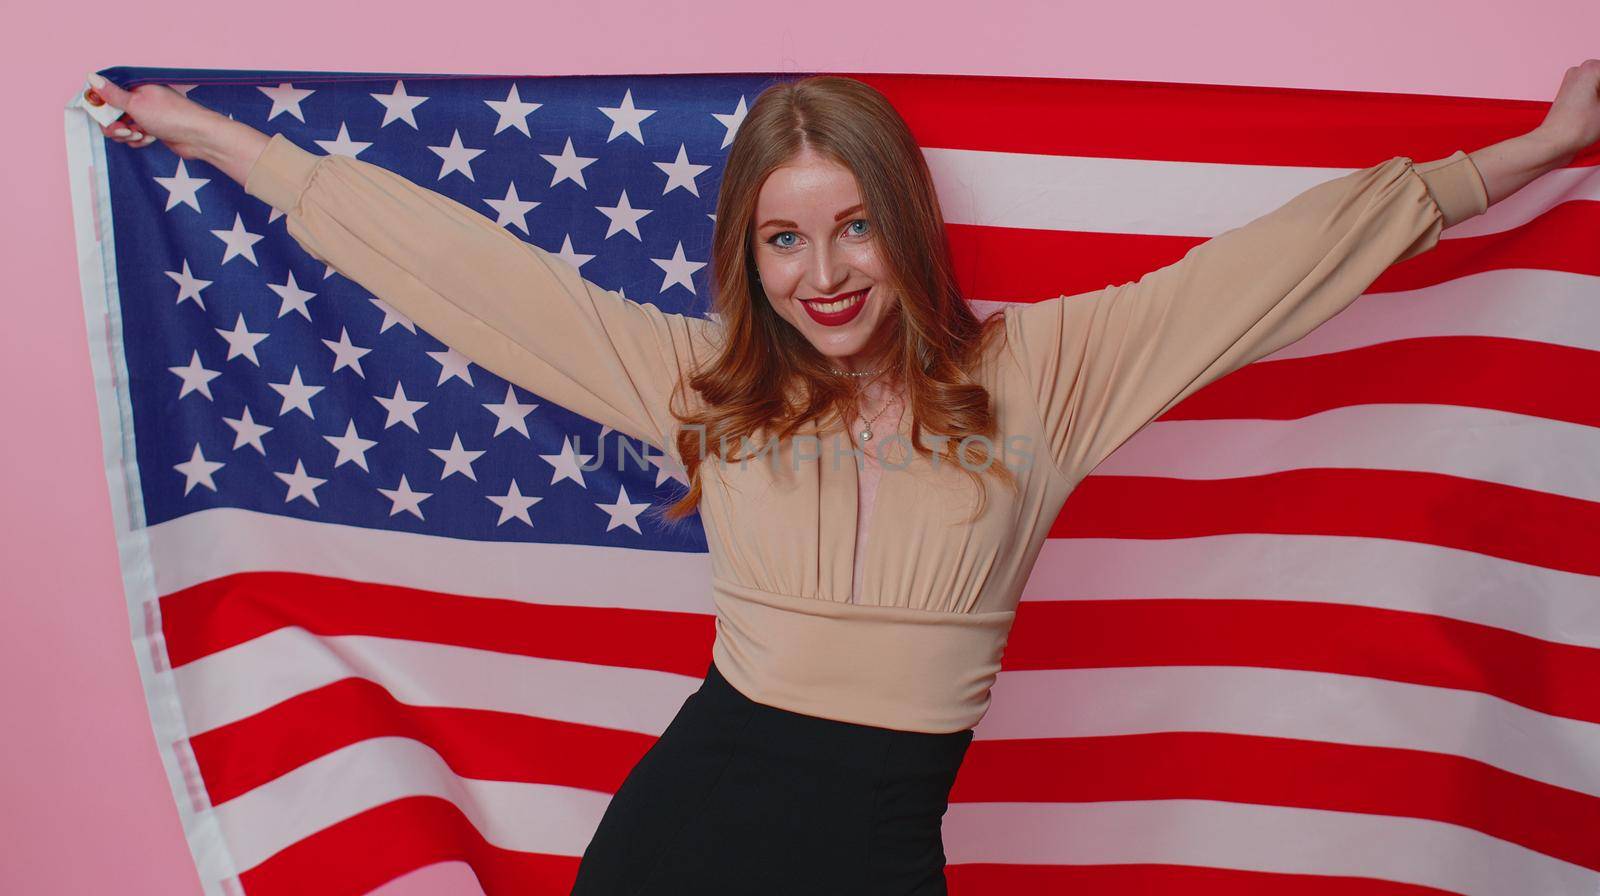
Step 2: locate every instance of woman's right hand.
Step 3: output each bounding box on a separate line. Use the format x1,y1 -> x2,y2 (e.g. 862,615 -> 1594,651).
84,73 -> 223,160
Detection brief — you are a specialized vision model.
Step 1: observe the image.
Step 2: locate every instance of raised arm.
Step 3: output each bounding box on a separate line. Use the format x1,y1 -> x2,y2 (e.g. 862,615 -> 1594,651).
1003,150 -> 1491,484
242,131 -> 720,456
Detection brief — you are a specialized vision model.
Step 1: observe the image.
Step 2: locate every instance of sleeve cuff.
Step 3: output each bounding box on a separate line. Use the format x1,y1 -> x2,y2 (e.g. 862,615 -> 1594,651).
243,132 -> 323,213
1413,149 -> 1490,230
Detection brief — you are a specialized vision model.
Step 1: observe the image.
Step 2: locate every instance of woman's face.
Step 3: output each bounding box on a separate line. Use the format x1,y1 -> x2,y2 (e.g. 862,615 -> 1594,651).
751,148 -> 896,373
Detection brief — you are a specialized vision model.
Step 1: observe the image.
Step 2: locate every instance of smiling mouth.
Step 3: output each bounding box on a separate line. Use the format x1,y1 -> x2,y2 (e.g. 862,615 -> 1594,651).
799,287 -> 870,327
802,288 -> 869,313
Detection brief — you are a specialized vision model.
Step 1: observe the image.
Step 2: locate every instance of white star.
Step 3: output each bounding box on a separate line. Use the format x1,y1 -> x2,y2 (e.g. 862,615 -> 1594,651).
275,459 -> 327,507
258,82 -> 315,122
541,138 -> 598,189
651,241 -> 707,294
377,474 -> 432,519
645,444 -> 691,488
712,95 -> 749,149
221,405 -> 273,455
598,88 -> 656,144
487,479 -> 542,526
430,433 -> 485,482
370,297 -> 416,334
174,444 -> 223,496
269,366 -> 323,418
211,213 -> 265,266
153,159 -> 209,212
483,181 -> 540,234
215,313 -> 269,366
315,122 -> 373,159
596,483 -> 651,533
552,234 -> 596,272
164,259 -> 213,310
485,84 -> 542,136
428,129 -> 485,181
268,271 -> 317,320
655,144 -> 711,197
322,326 -> 372,378
324,419 -> 378,471
483,385 -> 538,437
168,350 -> 221,401
374,381 -> 427,432
539,435 -> 594,488
371,80 -> 428,128
596,189 -> 653,241
426,347 -> 474,386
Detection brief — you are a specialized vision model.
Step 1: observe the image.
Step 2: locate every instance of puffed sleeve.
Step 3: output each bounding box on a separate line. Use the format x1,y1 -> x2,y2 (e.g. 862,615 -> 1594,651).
1003,150 -> 1489,483
243,132 -> 720,458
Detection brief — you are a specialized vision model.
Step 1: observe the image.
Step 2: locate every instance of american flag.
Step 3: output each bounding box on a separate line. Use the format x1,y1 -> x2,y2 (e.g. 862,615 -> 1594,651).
66,67 -> 1599,895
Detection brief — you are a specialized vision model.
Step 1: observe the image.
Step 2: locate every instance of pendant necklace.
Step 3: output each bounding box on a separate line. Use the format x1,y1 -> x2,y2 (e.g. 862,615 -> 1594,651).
856,390 -> 896,443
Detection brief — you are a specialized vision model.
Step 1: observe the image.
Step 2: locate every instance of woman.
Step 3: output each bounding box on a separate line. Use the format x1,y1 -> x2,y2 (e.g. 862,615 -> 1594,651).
85,66 -> 1596,895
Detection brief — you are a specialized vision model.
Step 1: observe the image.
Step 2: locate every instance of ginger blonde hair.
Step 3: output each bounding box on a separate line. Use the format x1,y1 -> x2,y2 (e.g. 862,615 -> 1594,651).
662,75 -> 1017,524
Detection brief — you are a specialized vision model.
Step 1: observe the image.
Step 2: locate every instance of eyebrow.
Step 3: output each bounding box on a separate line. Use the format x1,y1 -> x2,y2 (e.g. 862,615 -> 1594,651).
758,203 -> 865,230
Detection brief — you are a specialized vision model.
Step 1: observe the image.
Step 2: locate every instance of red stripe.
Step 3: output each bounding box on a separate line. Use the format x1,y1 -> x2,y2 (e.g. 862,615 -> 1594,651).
961,732 -> 1600,871
950,200 -> 1599,303
1008,598 -> 1600,724
945,862 -> 1460,896
159,570 -> 713,670
1167,335 -> 1600,429
851,71 -> 1565,168
192,676 -> 654,805
235,794 -> 577,895
1059,468 -> 1600,578
190,676 -> 1599,871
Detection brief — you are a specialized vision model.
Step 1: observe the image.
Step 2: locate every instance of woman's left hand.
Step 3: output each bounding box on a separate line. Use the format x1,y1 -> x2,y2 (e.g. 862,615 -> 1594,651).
1537,60 -> 1600,159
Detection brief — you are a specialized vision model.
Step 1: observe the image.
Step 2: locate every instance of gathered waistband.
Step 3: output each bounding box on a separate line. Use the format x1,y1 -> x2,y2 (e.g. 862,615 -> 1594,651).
709,579 -> 1015,734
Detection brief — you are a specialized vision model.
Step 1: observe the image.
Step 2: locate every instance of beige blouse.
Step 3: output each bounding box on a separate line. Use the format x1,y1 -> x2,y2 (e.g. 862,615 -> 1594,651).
244,132 -> 1489,733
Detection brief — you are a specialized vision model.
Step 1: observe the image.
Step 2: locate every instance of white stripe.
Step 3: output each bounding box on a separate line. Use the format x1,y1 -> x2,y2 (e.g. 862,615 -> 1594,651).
212,736 -> 610,872
942,800 -> 1599,896
173,628 -> 1600,800
149,508 -> 1600,654
980,665 -> 1600,798
146,505 -> 713,614
174,628 -> 699,737
66,103 -> 240,896
211,733 -> 1597,895
1097,401 -> 1600,504
924,145 -> 1594,239
971,267 -> 1600,362
1258,268 -> 1600,359
1024,533 -> 1600,651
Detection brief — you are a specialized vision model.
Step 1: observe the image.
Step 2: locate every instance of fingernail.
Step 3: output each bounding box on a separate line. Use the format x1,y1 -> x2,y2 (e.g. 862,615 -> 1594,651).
84,89 -> 104,107
87,72 -> 108,90
113,127 -> 131,137
130,131 -> 143,140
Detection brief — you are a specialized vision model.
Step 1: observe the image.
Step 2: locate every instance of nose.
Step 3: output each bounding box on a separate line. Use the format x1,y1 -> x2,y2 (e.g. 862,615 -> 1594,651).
808,242 -> 848,296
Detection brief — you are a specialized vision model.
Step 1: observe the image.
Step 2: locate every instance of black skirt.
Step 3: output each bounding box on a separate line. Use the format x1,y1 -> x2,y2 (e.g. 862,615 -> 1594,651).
570,659 -> 974,895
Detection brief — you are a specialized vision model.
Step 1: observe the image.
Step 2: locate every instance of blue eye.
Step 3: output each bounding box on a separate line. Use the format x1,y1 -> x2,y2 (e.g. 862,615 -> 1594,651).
766,219 -> 870,250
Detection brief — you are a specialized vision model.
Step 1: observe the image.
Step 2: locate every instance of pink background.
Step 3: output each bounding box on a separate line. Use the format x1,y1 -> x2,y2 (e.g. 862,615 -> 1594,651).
4,1 -> 1590,892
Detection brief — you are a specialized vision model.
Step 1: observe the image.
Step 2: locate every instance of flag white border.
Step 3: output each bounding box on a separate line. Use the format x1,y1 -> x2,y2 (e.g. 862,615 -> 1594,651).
63,94 -> 245,896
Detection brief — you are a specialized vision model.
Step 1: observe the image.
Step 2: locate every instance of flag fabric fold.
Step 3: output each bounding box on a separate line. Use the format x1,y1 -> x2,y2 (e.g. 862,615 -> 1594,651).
65,66 -> 1600,895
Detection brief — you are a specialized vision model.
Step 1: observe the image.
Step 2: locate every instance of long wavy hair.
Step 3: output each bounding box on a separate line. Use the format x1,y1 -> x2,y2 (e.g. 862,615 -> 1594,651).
661,74 -> 1018,525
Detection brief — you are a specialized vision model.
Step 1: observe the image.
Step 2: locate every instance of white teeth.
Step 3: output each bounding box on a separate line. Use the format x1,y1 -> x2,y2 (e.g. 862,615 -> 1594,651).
810,291 -> 864,313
